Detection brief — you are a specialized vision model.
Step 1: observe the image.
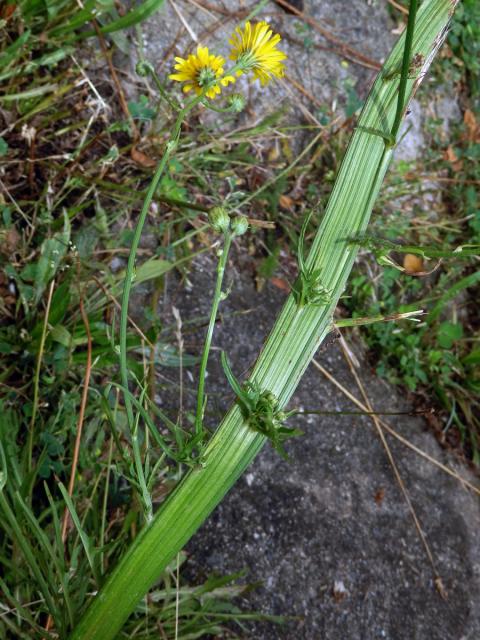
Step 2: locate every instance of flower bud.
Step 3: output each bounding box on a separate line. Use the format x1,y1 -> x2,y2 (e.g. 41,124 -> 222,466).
231,215 -> 249,237
208,206 -> 230,233
136,60 -> 154,77
228,93 -> 247,113
263,391 -> 278,407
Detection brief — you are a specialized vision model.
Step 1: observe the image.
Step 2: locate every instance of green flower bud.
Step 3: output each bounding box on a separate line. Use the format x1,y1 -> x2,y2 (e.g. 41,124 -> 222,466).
136,60 -> 154,77
263,391 -> 278,407
228,93 -> 247,113
208,206 -> 230,233
231,215 -> 249,237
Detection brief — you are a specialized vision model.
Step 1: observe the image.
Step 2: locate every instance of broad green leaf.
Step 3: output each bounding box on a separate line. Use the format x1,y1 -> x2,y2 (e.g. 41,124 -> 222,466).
0,138 -> 8,156
50,324 -> 72,348
134,258 -> 172,284
34,211 -> 70,303
462,349 -> 480,366
437,321 -> 463,349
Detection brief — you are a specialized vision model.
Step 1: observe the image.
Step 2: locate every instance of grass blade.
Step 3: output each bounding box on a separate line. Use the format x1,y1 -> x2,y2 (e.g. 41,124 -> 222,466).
58,482 -> 100,586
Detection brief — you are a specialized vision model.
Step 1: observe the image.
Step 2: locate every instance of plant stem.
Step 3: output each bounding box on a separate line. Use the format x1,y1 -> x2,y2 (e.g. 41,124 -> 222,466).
391,0 -> 419,140
118,95 -> 201,516
27,278 -> 55,472
69,3 -> 457,638
194,231 -> 233,438
149,68 -> 180,112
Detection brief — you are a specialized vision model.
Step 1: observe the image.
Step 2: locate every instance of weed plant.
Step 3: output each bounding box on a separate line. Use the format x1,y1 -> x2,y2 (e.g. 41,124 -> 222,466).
0,1 -> 471,638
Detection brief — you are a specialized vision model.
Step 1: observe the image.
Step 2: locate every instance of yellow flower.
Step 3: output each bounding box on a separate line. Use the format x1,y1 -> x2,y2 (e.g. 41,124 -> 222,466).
169,45 -> 235,99
229,21 -> 287,86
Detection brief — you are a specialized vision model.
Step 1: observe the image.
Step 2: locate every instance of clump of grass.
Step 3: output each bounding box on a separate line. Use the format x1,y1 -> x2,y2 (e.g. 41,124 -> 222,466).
67,3 -> 459,639
0,4 -> 269,638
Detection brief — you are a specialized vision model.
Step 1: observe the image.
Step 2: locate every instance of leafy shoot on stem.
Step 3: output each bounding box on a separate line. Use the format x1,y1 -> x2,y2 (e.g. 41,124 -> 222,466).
293,209 -> 332,308
221,352 -> 302,458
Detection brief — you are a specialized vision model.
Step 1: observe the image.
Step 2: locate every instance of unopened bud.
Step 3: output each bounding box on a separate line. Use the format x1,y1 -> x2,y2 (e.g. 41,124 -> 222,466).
228,93 -> 247,113
263,391 -> 278,406
231,215 -> 248,237
208,206 -> 230,233
136,60 -> 154,77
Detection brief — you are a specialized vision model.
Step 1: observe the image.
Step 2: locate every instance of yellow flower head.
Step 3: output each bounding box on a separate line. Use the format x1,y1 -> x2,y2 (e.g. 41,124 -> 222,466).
169,45 -> 235,99
229,21 -> 287,86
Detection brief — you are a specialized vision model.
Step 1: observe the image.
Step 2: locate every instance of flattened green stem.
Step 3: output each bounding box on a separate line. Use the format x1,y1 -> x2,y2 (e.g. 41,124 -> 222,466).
335,309 -> 423,328
71,3 -> 456,638
194,231 -> 233,438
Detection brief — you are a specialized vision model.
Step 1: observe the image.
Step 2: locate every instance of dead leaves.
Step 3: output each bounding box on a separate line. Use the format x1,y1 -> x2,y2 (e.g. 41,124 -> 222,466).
130,146 -> 156,168
443,108 -> 478,171
464,108 -> 479,143
443,144 -> 463,171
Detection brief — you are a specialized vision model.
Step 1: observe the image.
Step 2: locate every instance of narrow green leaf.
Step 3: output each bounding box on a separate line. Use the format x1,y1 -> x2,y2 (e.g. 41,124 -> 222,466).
98,0 -> 166,34
0,83 -> 58,102
0,493 -> 59,620
58,482 -> 99,585
428,270 -> 480,323
0,30 -> 31,68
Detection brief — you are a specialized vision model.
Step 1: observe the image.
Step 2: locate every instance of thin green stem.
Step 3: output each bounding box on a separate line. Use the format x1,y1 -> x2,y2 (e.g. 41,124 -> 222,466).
132,395 -> 153,520
294,409 -> 426,417
134,28 -> 180,112
149,68 -> 180,112
118,95 -> 202,512
200,100 -> 237,113
391,0 -> 419,140
335,309 -> 423,328
27,278 -> 55,472
194,231 -> 233,437
100,437 -> 114,574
